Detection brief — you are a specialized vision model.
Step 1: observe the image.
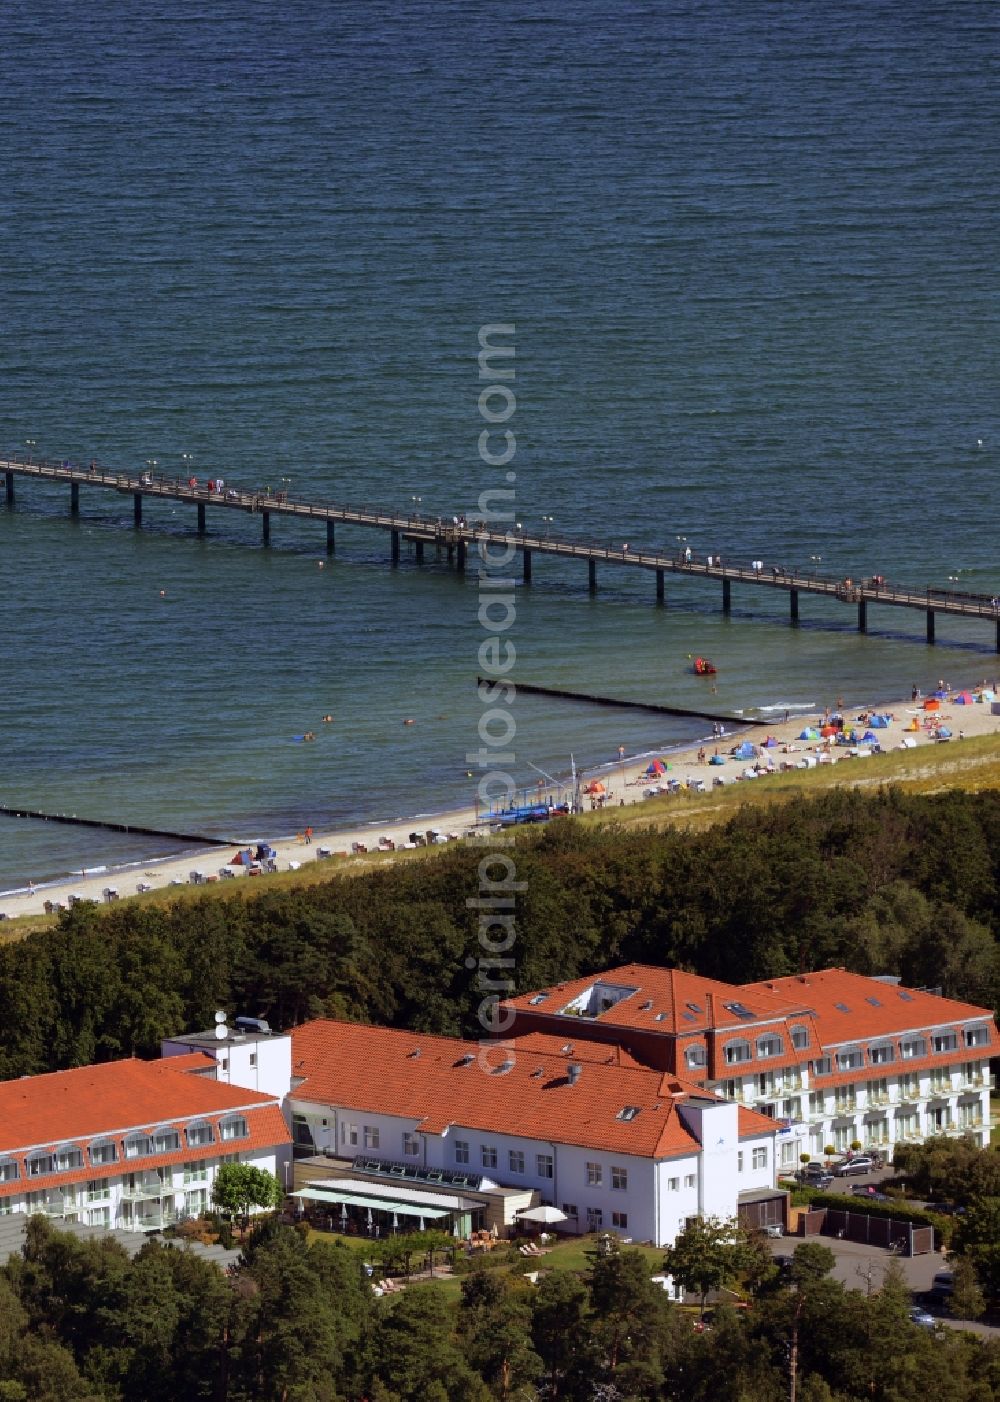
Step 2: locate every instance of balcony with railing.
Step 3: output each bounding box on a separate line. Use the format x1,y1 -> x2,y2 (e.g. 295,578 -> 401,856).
120,1178 -> 170,1202
27,1193 -> 79,1218
120,1206 -> 182,1232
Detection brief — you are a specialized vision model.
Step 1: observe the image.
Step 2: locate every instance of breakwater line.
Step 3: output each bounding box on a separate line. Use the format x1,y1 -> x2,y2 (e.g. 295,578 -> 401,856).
0,805 -> 232,847
480,678 -> 770,727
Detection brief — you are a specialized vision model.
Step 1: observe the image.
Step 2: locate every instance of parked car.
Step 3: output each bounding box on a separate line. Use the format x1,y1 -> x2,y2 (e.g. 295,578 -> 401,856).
761,1223 -> 784,1239
925,1270 -> 954,1304
909,1307 -> 939,1330
835,1155 -> 876,1177
796,1167 -> 834,1190
851,1184 -> 888,1200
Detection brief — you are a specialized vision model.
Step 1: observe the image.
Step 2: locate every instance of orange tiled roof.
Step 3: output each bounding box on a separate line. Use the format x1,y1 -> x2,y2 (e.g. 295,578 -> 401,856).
510,1031 -> 647,1070
741,969 -> 999,1050
291,1020 -> 775,1160
0,1058 -> 287,1157
738,1105 -> 783,1138
505,963 -> 807,1033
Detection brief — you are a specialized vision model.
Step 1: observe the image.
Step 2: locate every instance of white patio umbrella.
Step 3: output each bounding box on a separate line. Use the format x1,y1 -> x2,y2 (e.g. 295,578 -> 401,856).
516,1204 -> 568,1225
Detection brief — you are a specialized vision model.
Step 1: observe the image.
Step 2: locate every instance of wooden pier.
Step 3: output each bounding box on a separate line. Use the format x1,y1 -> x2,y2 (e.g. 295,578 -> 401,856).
3,452 -> 999,650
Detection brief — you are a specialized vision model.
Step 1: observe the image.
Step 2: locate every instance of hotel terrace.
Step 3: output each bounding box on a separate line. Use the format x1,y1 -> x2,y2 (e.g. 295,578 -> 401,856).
0,1055 -> 290,1232
504,964 -> 999,1172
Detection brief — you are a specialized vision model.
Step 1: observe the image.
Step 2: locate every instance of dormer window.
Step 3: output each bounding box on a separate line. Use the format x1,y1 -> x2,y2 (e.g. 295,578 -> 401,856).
124,1134 -> 152,1160
54,1145 -> 83,1173
186,1121 -> 214,1148
0,1159 -> 18,1183
901,1038 -> 927,1060
756,1034 -> 783,1059
810,1057 -> 832,1077
685,1044 -> 707,1069
836,1048 -> 863,1071
870,1044 -> 895,1065
26,1151 -> 54,1178
152,1128 -> 180,1154
724,1038 -> 751,1065
965,1025 -> 989,1048
89,1139 -> 117,1166
220,1115 -> 248,1142
790,1025 -> 809,1050
933,1032 -> 958,1054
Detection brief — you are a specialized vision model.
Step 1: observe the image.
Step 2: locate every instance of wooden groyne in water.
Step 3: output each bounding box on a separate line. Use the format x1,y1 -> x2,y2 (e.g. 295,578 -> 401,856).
476,678 -> 770,727
0,805 -> 231,847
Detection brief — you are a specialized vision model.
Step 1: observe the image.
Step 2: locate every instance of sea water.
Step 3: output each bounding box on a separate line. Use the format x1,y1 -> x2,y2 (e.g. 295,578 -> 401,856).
1,0 -> 998,888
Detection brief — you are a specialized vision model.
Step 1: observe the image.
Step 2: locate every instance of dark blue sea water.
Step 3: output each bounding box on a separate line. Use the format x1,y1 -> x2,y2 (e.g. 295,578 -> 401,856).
1,1 -> 998,890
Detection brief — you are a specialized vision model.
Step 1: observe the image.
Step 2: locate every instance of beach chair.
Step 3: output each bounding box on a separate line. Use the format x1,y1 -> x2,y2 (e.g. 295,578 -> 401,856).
136,881 -> 152,894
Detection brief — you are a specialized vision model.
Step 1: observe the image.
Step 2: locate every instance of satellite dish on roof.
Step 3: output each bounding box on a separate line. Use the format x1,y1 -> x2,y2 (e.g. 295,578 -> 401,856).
214,1024 -> 228,1041
214,1010 -> 227,1024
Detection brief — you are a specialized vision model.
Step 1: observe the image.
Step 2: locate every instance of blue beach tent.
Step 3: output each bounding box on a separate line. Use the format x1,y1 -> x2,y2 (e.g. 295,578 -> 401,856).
869,714 -> 890,728
733,741 -> 757,760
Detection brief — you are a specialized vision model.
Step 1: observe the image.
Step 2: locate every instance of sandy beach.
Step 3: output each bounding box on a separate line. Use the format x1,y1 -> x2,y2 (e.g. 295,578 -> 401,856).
3,681 -> 998,921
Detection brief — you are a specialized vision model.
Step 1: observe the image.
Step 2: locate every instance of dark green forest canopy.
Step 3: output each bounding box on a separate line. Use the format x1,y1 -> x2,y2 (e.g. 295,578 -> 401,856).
1,787 -> 997,1078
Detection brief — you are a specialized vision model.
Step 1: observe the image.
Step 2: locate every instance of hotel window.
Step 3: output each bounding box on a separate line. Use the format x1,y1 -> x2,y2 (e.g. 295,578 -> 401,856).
186,1123 -> 213,1149
810,1057 -> 832,1077
454,1140 -> 469,1164
26,1152 -> 54,1178
562,1203 -> 579,1219
901,1038 -> 926,1060
834,1088 -> 854,1112
86,1180 -> 109,1203
836,1048 -> 863,1071
587,1207 -> 604,1230
341,1123 -> 359,1147
933,1032 -> 958,1054
55,1146 -> 84,1173
684,1173 -> 696,1188
481,1145 -> 498,1169
537,1153 -> 553,1179
757,1034 -> 783,1059
87,1206 -> 110,1227
89,1139 -> 118,1165
668,1177 -> 680,1191
757,1072 -> 775,1097
870,1044 -> 894,1065
929,1071 -> 951,1094
895,1111 -> 918,1139
721,1079 -> 741,1100
866,1079 -> 888,1103
790,1025 -> 810,1050
752,1147 -> 767,1170
685,1044 -> 707,1069
183,1161 -> 208,1184
221,1116 -> 248,1143
782,1098 -> 801,1121
124,1135 -> 152,1160
899,1074 -> 919,1100
612,1211 -> 628,1229
151,1129 -> 180,1155
611,1166 -> 628,1191
508,1150 -> 525,1175
0,1160 -> 18,1184
808,1091 -> 824,1115
586,1162 -> 602,1187
363,1126 -> 379,1150
402,1132 -> 420,1158
249,1052 -> 258,1067
965,1025 -> 989,1048
724,1039 -> 751,1065
737,1152 -> 744,1173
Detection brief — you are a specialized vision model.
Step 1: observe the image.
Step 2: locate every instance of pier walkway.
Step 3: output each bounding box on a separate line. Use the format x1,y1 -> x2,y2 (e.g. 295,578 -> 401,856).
3,452 -> 999,651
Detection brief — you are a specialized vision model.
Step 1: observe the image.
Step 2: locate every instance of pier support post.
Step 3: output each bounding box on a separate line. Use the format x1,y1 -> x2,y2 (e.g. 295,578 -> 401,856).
70,482 -> 79,517
789,588 -> 799,623
456,539 -> 467,572
326,520 -> 335,553
414,538 -> 424,563
133,492 -> 142,527
857,598 -> 867,633
197,502 -> 206,534
391,529 -> 400,565
588,558 -> 597,593
523,548 -> 532,584
656,568 -> 664,604
722,578 -> 731,614
926,609 -> 935,645
4,471 -> 13,505
262,511 -> 270,545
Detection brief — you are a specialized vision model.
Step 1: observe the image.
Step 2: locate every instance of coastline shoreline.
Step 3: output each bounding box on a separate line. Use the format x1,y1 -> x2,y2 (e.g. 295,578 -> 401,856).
2,679 -> 997,917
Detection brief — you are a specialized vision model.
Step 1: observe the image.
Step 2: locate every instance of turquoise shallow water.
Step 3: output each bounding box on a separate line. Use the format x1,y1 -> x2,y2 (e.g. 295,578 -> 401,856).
1,1 -> 998,889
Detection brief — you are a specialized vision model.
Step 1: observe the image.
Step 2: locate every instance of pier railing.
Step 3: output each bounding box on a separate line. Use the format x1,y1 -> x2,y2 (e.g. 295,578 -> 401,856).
3,451 -> 999,647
